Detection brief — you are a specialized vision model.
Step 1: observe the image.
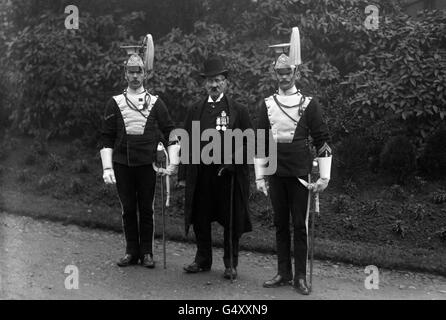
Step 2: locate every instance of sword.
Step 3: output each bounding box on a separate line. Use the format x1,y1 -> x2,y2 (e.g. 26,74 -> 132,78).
153,142 -> 169,269
298,172 -> 319,293
229,174 -> 235,283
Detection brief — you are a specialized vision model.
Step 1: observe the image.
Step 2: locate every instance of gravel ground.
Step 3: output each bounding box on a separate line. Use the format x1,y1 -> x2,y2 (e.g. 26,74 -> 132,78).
0,212 -> 445,300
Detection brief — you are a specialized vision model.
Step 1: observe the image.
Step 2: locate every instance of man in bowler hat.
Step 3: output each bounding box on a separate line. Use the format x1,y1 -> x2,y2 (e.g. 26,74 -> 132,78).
180,56 -> 253,279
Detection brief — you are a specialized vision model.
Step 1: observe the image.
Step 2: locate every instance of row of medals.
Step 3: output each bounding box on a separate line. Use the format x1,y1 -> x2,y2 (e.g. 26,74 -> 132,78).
216,111 -> 229,131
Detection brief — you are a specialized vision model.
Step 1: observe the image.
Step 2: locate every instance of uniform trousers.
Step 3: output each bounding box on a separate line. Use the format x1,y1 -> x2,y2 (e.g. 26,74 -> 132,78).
114,162 -> 156,257
268,175 -> 310,280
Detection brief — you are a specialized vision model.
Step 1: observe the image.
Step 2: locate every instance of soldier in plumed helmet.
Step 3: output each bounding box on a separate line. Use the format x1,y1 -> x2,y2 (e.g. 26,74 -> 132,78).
255,27 -> 332,295
99,35 -> 180,268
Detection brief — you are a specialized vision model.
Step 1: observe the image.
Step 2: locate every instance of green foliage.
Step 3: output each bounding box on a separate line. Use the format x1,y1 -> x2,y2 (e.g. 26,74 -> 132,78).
97,184 -> 118,207
387,140 -> 417,179
66,177 -> 83,195
17,169 -> 32,183
342,215 -> 357,230
334,135 -> 371,178
7,11 -> 128,137
431,192 -> 446,204
31,137 -> 49,156
47,153 -> 64,172
341,10 -> 446,146
2,0 -> 445,180
420,127 -> 446,177
392,219 -> 407,238
72,159 -> 90,174
331,194 -> 353,215
23,152 -> 38,166
434,227 -> 446,242
359,199 -> 382,216
400,202 -> 428,221
388,184 -> 408,201
380,136 -> 417,184
0,0 -> 12,129
153,22 -> 275,121
38,174 -> 57,189
0,133 -> 17,161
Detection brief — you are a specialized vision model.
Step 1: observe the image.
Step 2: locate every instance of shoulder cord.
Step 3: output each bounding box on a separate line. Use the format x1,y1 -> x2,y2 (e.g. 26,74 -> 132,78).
123,89 -> 152,119
273,90 -> 306,109
273,94 -> 306,123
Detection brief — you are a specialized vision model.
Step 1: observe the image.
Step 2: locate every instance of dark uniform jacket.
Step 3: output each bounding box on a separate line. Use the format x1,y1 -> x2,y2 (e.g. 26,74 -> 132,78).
256,91 -> 331,177
101,91 -> 175,166
182,95 -> 253,237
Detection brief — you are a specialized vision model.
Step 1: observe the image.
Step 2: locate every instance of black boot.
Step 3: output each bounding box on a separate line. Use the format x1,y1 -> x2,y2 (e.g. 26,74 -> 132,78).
183,261 -> 211,273
294,278 -> 310,295
223,267 -> 237,280
263,274 -> 292,288
117,254 -> 139,267
141,254 -> 155,268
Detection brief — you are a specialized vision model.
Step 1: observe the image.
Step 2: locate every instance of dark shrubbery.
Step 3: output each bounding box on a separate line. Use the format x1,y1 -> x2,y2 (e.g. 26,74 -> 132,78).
380,136 -> 417,184
1,0 -> 445,180
23,152 -> 38,166
334,135 -> 371,179
37,174 -> 57,189
72,159 -> 90,174
420,127 -> 446,178
47,153 -> 64,172
431,191 -> 446,204
66,177 -> 83,195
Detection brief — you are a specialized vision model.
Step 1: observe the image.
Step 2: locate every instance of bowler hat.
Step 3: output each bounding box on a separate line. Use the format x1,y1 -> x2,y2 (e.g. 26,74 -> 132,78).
200,56 -> 228,78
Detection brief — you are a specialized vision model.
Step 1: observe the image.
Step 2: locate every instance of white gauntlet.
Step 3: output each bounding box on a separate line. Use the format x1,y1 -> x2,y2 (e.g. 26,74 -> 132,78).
254,157 -> 269,196
314,153 -> 332,193
164,143 -> 180,175
100,148 -> 116,184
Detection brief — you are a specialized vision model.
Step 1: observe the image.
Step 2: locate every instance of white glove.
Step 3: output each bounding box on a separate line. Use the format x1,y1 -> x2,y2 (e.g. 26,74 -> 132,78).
100,148 -> 116,184
165,164 -> 178,176
153,165 -> 168,176
256,179 -> 268,196
103,168 -> 116,185
310,178 -> 329,193
168,144 -> 181,165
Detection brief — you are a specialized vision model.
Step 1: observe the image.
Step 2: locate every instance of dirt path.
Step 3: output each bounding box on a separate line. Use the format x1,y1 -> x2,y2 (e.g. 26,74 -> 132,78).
0,212 -> 445,300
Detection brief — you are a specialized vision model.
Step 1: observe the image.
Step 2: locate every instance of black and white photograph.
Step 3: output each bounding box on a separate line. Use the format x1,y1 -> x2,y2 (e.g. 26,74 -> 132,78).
0,0 -> 445,306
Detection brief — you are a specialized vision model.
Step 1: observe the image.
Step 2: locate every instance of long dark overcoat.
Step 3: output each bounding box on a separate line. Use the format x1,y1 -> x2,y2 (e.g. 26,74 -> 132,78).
181,96 -> 253,237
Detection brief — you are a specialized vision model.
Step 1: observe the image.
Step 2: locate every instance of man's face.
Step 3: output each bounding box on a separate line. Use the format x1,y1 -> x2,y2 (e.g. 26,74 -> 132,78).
275,67 -> 298,92
205,75 -> 227,100
125,68 -> 145,90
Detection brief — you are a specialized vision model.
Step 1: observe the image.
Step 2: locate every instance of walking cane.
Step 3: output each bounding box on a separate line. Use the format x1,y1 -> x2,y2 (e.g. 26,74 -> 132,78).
160,171 -> 166,269
229,174 -> 235,283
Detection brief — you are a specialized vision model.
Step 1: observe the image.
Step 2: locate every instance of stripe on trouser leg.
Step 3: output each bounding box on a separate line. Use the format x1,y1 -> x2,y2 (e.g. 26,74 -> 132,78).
117,193 -> 126,253
151,177 -> 156,256
305,174 -> 311,277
